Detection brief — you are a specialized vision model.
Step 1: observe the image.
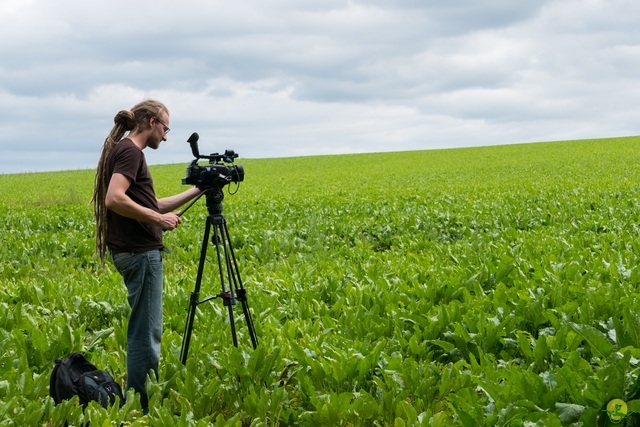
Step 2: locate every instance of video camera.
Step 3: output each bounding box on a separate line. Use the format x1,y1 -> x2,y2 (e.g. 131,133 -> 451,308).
182,133 -> 244,189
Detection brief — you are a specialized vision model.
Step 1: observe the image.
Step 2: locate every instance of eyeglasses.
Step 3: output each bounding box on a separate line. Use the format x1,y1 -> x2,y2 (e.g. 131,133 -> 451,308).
154,117 -> 171,134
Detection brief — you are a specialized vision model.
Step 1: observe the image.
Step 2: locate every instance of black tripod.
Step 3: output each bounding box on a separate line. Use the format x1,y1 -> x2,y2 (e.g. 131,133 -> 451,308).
180,188 -> 258,365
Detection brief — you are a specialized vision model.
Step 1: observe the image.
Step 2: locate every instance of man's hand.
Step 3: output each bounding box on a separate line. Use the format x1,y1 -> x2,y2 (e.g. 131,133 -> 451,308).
158,212 -> 182,230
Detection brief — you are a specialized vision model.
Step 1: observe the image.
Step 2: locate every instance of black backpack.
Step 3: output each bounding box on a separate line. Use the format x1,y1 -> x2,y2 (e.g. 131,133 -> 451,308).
50,352 -> 124,408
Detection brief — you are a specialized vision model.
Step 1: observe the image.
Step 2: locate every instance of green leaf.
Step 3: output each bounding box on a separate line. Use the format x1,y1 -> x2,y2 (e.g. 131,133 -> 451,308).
570,323 -> 614,357
556,402 -> 585,423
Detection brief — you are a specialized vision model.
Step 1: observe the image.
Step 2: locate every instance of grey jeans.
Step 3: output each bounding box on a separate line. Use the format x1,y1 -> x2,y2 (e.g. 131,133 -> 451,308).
112,249 -> 163,412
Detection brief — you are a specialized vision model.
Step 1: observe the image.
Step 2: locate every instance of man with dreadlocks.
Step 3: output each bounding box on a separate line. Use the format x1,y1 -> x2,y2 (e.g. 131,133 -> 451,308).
92,100 -> 201,413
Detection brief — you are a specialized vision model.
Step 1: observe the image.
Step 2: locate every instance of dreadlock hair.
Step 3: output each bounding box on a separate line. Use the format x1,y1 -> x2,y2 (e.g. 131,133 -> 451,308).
92,99 -> 168,263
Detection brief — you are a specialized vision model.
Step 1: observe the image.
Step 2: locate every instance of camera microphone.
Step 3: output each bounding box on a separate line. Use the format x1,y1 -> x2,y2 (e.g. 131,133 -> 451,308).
187,132 -> 200,158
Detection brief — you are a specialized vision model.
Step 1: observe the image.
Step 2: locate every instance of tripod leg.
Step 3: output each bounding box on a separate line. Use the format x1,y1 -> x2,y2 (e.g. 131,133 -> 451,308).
237,289 -> 258,349
180,217 -> 212,364
212,219 -> 239,347
220,219 -> 258,349
227,301 -> 239,348
180,293 -> 198,364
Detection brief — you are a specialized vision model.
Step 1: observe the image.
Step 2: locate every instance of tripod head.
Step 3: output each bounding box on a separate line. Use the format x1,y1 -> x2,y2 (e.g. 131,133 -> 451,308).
205,188 -> 224,216
177,186 -> 227,219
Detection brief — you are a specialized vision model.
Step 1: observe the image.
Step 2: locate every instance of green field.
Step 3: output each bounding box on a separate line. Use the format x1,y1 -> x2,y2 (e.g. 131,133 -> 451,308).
1,136 -> 640,425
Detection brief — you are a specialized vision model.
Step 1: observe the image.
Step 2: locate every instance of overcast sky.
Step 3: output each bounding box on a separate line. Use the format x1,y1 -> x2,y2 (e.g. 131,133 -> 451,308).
0,0 -> 638,174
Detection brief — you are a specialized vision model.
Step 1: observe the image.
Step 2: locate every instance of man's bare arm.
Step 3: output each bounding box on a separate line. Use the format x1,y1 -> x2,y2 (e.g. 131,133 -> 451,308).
157,187 -> 203,214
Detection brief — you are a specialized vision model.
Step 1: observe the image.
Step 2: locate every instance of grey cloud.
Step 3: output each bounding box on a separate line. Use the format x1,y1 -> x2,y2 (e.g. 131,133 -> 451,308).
0,0 -> 639,173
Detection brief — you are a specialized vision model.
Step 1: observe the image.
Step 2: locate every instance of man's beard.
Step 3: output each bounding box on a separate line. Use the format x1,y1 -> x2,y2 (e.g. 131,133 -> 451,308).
147,137 -> 162,150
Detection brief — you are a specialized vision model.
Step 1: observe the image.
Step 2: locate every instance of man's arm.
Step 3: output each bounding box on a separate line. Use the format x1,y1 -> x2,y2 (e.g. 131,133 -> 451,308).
105,173 -> 181,230
157,187 -> 203,214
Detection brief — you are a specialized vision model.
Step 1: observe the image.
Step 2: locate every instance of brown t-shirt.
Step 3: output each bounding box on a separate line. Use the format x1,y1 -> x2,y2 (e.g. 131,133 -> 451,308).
106,138 -> 163,253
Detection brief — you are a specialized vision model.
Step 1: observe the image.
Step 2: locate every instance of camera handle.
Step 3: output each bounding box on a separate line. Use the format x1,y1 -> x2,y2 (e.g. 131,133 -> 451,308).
180,188 -> 258,365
